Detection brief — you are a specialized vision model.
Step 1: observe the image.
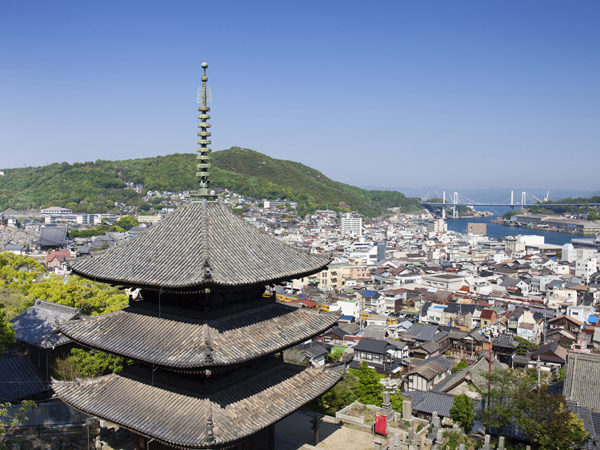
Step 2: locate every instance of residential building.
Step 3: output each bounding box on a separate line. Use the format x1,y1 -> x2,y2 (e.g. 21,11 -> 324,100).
341,214 -> 362,236
403,355 -> 453,392
427,219 -> 447,234
467,223 -> 486,236
350,338 -> 404,374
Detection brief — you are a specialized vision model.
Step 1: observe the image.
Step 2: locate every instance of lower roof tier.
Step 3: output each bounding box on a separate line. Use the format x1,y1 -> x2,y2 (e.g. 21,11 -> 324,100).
53,363 -> 344,449
59,302 -> 339,370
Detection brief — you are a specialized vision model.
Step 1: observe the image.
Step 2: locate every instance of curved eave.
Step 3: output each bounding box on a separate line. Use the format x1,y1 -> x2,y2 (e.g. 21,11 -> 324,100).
59,307 -> 341,370
52,364 -> 345,449
69,261 -> 330,294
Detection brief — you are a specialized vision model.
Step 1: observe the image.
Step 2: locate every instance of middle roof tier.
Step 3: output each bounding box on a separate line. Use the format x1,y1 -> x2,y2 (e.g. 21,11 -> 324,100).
59,301 -> 339,370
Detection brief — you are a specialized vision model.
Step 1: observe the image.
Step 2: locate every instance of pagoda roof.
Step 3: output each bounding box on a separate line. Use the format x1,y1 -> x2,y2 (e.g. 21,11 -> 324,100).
69,201 -> 329,292
58,302 -> 339,369
53,363 -> 344,449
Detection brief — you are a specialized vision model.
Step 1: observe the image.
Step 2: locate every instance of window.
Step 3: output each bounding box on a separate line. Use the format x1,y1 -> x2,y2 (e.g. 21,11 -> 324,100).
367,353 -> 372,361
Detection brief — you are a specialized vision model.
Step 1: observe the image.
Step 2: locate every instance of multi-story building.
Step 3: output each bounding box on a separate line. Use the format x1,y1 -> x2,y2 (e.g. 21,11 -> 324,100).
341,213 -> 362,236
427,219 -> 447,234
467,223 -> 486,236
53,62 -> 343,450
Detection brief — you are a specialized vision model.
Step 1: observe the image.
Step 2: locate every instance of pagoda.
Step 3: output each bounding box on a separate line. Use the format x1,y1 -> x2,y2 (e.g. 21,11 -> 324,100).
52,61 -> 343,450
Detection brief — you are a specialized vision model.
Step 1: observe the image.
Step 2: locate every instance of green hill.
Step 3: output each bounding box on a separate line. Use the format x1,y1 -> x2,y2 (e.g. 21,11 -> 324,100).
0,147 -> 422,217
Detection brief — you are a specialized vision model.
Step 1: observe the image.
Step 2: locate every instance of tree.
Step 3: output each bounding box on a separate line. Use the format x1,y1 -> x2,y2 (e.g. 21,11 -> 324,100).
352,361 -> 384,406
474,368 -> 518,433
0,302 -> 15,357
390,391 -> 403,412
115,216 -> 139,231
329,348 -> 344,362
502,209 -> 520,220
451,359 -> 468,374
515,336 -> 538,356
317,371 -> 358,415
53,348 -> 126,380
450,394 -> 474,432
514,386 -> 588,450
0,400 -> 37,450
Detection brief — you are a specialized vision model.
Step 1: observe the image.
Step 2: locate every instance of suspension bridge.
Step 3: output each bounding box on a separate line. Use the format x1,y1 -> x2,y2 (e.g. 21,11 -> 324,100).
420,190 -> 600,218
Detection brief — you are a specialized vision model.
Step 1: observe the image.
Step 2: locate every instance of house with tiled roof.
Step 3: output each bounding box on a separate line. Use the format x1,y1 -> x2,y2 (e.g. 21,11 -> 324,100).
549,315 -> 583,335
0,351 -> 47,403
10,300 -> 82,381
492,333 -> 519,366
350,338 -> 405,374
403,355 -> 453,392
531,341 -> 569,367
480,309 -> 498,328
432,355 -> 504,398
46,250 -> 71,270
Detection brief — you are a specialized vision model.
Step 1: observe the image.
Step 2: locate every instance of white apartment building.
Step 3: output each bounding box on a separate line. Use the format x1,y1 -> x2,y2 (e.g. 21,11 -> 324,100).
40,207 -> 73,215
76,214 -> 95,225
576,257 -> 597,283
427,219 -> 447,234
341,214 -> 362,236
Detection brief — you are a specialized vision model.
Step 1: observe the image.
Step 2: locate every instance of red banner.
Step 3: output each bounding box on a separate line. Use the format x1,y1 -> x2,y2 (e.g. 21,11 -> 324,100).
375,413 -> 387,435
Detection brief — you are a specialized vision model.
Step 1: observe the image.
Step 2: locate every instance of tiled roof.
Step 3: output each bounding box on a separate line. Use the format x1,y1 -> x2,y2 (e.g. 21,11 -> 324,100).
494,333 -> 518,349
0,352 -> 47,402
432,355 -> 504,393
59,302 -> 339,369
405,390 -> 457,417
53,363 -> 344,449
417,340 -> 441,355
405,324 -> 439,342
564,351 -> 600,411
10,300 -> 80,348
69,201 -> 330,292
354,338 -> 396,354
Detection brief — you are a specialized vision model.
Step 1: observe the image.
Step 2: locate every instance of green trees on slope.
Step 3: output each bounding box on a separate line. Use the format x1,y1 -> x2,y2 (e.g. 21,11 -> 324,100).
0,148 -> 422,217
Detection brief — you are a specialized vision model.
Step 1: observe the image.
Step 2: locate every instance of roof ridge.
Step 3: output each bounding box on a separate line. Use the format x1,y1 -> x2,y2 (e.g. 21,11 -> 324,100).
33,299 -> 79,313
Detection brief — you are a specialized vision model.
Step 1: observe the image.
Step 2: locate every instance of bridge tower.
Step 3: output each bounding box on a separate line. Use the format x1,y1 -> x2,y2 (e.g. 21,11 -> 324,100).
442,191 -> 446,219
453,192 -> 458,218
511,191 -> 514,209
522,191 -> 526,208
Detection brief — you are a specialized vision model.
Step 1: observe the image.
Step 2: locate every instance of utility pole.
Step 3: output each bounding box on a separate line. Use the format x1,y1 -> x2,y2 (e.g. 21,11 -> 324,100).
488,332 -> 493,431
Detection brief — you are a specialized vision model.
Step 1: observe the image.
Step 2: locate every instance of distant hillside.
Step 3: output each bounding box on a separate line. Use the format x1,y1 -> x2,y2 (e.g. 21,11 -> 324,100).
0,147 -> 422,217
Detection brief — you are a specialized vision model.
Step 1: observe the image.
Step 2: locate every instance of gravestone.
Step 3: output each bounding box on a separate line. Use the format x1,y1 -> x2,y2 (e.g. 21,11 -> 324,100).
403,399 -> 412,421
459,444 -> 465,450
382,390 -> 394,420
392,432 -> 401,449
482,434 -> 491,450
436,428 -> 443,443
373,437 -> 385,450
498,436 -> 505,450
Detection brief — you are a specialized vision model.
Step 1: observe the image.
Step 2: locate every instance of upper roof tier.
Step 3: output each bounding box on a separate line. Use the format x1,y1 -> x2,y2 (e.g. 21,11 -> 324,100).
69,200 -> 329,292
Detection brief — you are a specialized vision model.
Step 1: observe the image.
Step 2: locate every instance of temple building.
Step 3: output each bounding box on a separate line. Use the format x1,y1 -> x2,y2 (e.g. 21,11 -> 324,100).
52,61 -> 343,450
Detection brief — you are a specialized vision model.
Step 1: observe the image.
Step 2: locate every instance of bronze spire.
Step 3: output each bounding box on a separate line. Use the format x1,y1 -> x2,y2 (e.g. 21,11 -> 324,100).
193,60 -> 217,201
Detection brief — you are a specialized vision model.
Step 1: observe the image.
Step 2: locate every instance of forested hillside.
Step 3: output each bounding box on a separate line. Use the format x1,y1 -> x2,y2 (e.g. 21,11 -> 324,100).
0,147 -> 422,216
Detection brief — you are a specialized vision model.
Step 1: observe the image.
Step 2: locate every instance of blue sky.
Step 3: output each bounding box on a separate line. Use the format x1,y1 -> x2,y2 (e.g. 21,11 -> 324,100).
1,1 -> 598,191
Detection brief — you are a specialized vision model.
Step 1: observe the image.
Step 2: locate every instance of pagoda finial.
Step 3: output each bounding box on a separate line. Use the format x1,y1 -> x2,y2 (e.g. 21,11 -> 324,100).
193,59 -> 217,201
